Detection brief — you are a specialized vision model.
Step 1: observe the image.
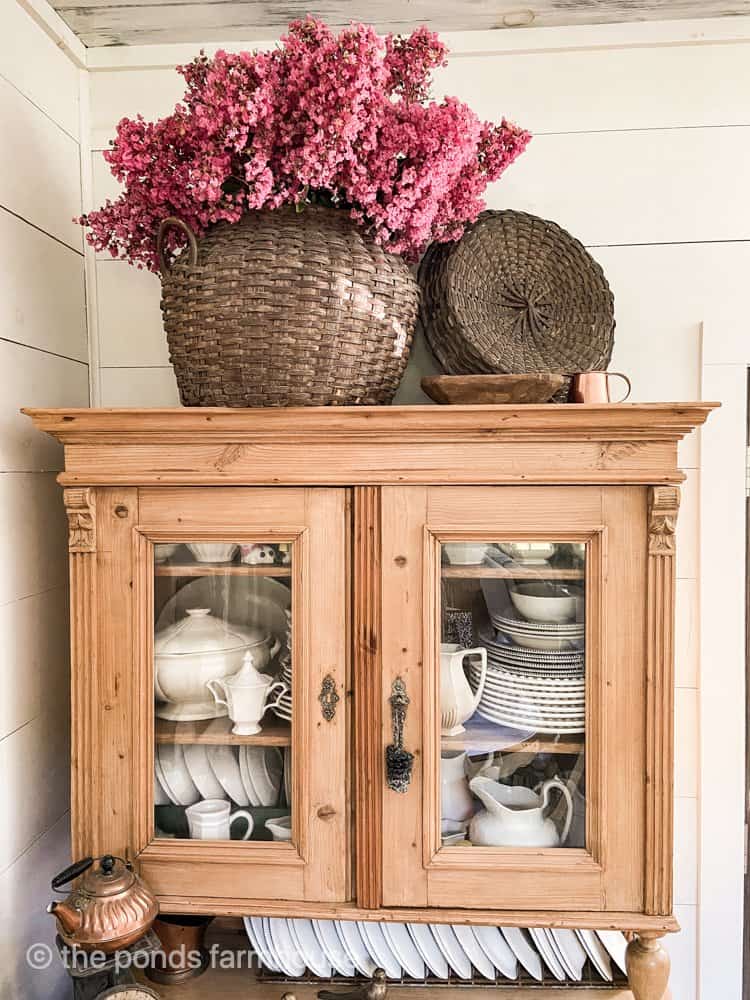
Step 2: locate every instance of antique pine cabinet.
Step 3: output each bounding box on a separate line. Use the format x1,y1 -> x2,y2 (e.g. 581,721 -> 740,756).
25,403 -> 716,1000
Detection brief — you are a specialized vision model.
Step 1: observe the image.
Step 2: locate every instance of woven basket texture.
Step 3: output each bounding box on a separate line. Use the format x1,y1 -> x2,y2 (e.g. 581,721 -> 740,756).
418,210 -> 615,400
159,205 -> 420,407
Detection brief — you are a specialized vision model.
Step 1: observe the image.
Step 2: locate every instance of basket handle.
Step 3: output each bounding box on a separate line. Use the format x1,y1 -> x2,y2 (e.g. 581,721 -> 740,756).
156,217 -> 198,277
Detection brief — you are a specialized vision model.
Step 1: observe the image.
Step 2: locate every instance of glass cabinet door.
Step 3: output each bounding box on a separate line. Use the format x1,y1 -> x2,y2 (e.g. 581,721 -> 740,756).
153,542 -> 294,845
135,487 -> 350,904
380,486 -> 648,913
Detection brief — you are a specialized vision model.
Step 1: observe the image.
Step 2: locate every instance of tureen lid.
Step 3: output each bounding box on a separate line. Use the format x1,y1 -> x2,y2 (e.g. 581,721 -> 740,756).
154,608 -> 268,656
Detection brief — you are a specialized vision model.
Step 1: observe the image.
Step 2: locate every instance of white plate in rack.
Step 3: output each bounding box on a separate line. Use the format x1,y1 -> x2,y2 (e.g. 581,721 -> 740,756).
472,925 -> 518,979
550,928 -> 586,981
267,917 -> 306,978
501,927 -> 543,981
595,930 -> 628,975
577,929 -> 613,982
157,744 -> 200,806
245,916 -> 280,972
337,920 -> 376,977
407,924 -> 449,979
313,919 -> 356,978
528,928 -> 565,981
382,922 -> 425,980
453,925 -> 495,980
431,924 -> 472,980
288,918 -> 331,978
359,921 -> 401,980
206,745 -> 249,806
184,743 -> 227,800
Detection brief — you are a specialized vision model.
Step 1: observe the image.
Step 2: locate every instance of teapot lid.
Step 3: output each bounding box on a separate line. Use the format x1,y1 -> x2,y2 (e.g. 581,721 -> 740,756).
53,856 -> 136,898
154,608 -> 268,656
230,651 -> 267,685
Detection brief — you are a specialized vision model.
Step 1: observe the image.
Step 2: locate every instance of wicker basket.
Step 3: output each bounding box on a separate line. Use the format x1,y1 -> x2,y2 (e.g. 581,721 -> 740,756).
157,205 -> 420,407
418,210 -> 615,399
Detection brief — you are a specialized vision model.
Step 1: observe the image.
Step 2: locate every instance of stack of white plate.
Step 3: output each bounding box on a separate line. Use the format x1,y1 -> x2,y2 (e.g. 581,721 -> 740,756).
491,610 -> 584,652
155,743 -> 283,810
243,916 -> 626,984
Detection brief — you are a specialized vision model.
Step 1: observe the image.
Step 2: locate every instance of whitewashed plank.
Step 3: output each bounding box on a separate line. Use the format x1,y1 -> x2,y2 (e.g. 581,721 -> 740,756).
0,1 -> 80,140
0,588 -> 68,743
100,365 -> 180,405
0,77 -> 81,251
0,814 -> 71,999
675,579 -> 698,690
97,261 -> 166,365
676,471 -> 698,581
0,209 -> 87,361
437,41 -> 750,132
665,905 -> 697,1000
0,341 -> 88,472
52,1 -> 750,48
0,713 -> 69,874
90,68 -> 186,148
675,687 -> 698,799
674,797 -> 698,906
0,473 -> 67,606
488,126 -> 750,247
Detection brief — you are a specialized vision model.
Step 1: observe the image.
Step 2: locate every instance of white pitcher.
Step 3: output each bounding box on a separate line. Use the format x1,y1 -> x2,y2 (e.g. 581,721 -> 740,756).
441,751 -> 474,822
440,643 -> 488,736
468,775 -> 573,848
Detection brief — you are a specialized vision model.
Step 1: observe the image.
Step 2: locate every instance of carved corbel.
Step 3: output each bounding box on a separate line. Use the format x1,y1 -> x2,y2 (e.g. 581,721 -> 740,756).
64,488 -> 97,553
648,486 -> 680,555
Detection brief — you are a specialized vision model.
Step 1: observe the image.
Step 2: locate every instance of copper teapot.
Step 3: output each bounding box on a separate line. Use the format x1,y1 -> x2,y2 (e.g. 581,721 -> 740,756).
48,855 -> 158,952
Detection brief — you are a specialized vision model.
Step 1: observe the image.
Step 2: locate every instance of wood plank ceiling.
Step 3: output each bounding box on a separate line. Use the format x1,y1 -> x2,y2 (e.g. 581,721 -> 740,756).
48,1 -> 750,47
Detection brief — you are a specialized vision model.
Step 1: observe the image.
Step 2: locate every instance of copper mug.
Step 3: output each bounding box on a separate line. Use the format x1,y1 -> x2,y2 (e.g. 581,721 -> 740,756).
569,371 -> 631,403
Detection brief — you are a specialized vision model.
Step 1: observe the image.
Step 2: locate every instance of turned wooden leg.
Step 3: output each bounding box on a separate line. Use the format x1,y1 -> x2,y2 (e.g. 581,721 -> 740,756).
626,932 -> 670,1000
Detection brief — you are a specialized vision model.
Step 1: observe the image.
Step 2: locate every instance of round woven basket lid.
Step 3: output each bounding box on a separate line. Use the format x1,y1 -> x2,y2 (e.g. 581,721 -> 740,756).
419,210 -> 615,378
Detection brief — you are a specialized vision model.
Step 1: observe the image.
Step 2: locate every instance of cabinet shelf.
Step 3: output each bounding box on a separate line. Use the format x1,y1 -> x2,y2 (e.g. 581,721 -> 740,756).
155,563 -> 292,578
441,566 -> 584,580
156,716 -> 292,745
441,717 -> 583,755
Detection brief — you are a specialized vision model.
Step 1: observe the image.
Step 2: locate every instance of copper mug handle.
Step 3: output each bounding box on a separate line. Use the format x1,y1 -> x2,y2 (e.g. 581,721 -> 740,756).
569,371 -> 631,403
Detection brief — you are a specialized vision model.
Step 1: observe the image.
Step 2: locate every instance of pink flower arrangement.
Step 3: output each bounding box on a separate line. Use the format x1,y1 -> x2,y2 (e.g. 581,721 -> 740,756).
80,18 -> 530,270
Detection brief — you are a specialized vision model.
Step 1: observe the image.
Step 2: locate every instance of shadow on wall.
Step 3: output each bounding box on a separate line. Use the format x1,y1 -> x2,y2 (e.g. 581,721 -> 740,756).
393,325 -> 442,405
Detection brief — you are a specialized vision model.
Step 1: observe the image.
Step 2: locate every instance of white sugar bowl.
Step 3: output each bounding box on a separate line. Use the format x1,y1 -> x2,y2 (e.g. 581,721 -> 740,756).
154,609 -> 281,721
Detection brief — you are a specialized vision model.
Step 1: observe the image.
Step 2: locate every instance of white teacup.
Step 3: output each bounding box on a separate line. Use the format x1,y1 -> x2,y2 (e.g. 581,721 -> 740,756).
264,815 -> 292,842
207,676 -> 287,736
185,799 -> 253,840
186,543 -> 238,564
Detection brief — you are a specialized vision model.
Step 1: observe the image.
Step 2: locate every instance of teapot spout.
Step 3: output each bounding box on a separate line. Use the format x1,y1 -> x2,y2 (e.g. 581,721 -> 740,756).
47,900 -> 82,937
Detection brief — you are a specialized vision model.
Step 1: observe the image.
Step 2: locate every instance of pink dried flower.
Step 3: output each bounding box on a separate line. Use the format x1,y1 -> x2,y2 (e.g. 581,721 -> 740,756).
79,17 -> 530,270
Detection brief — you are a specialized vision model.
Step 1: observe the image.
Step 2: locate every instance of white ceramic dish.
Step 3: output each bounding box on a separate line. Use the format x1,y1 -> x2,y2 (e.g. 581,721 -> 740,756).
313,920 -> 356,977
206,745 -> 250,806
407,924 -> 448,979
595,929 -> 628,975
265,815 -> 292,842
238,747 -> 261,806
289,918 -> 331,978
501,927 -> 543,981
155,608 -> 278,722
242,746 -> 283,806
550,928 -> 586,980
157,744 -> 200,806
528,928 -> 565,981
267,917 -> 306,978
186,543 -> 238,563
476,705 -> 585,735
453,925 -> 495,980
498,541 -> 556,565
245,915 -> 280,972
183,743 -> 227,800
443,543 -> 489,566
431,923 -> 472,980
154,542 -> 181,563
510,583 -> 577,624
156,574 -> 291,663
358,921 -> 401,980
336,920 -> 376,977
154,755 -> 178,806
577,929 -> 613,981
382,922 -> 425,979
471,925 -> 518,979
154,773 -> 170,806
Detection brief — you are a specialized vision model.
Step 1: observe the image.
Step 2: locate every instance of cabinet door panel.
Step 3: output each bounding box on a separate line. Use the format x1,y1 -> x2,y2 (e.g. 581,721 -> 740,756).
380,485 -> 647,912
86,486 -> 350,906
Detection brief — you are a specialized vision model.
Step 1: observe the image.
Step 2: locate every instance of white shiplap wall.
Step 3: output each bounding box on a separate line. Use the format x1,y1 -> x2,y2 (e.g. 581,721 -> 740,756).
82,20 -> 749,1000
0,4 -> 88,998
